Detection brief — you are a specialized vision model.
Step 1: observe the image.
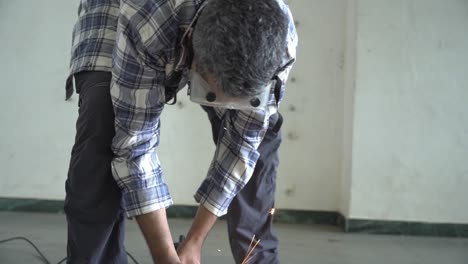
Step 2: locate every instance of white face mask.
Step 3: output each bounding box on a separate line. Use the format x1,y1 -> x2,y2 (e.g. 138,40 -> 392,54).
188,70 -> 272,111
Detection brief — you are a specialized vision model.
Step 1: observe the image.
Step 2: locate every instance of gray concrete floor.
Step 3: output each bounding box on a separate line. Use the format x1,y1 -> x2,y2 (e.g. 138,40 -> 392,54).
0,212 -> 467,264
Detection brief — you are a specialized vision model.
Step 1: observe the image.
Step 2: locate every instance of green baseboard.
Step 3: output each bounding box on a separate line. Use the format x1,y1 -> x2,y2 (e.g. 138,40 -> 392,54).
0,197 -> 340,225
344,218 -> 468,238
0,197 -> 64,213
166,205 -> 341,226
1,197 -> 467,238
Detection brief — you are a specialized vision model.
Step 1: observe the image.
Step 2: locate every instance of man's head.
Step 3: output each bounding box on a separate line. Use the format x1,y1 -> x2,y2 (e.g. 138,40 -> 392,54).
191,0 -> 288,100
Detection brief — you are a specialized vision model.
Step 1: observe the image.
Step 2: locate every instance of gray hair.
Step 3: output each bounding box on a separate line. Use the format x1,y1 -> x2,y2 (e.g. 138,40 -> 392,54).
192,0 -> 288,97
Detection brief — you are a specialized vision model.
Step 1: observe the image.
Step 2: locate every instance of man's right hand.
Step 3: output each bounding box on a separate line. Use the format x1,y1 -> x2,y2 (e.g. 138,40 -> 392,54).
177,240 -> 201,264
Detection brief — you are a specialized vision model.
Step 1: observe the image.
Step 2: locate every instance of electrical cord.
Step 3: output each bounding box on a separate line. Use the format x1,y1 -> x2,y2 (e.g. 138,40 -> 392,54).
0,237 -> 52,264
0,236 -> 139,264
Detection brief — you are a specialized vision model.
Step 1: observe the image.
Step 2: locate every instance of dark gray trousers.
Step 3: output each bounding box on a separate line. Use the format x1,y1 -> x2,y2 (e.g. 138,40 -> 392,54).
203,107 -> 282,264
64,71 -> 282,264
64,71 -> 127,264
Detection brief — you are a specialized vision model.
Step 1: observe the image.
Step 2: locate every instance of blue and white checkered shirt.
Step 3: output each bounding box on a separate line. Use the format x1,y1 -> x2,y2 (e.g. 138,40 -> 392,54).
66,0 -> 119,98
69,0 -> 297,218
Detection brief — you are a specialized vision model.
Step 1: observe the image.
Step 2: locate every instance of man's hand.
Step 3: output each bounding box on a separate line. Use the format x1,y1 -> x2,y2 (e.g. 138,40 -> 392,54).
177,205 -> 218,263
177,240 -> 201,264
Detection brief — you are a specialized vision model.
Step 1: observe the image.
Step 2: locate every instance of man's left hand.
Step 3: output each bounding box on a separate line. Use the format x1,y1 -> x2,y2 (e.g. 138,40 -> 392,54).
177,240 -> 201,264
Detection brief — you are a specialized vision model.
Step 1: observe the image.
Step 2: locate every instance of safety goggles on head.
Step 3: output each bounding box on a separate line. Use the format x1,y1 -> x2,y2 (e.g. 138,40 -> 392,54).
188,70 -> 273,111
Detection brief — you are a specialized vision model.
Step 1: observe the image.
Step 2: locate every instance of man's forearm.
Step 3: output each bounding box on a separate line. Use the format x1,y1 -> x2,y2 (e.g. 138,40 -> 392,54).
185,205 -> 218,247
177,205 -> 218,263
136,209 -> 180,264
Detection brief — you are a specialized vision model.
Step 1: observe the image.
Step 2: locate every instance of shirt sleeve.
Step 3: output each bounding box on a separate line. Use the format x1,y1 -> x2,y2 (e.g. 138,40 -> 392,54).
194,108 -> 271,216
110,0 -> 175,218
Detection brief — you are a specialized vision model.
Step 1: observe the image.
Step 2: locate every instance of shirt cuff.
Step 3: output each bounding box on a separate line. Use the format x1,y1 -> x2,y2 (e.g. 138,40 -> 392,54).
194,179 -> 234,217
122,183 -> 173,218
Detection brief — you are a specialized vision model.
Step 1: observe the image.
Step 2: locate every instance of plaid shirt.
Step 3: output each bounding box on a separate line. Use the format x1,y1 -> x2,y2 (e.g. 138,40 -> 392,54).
70,0 -> 297,218
66,0 -> 120,99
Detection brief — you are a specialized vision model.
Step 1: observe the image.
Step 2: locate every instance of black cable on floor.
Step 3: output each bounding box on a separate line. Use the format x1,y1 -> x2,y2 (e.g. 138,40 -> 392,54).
126,251 -> 139,264
0,236 -> 139,264
0,237 -> 51,264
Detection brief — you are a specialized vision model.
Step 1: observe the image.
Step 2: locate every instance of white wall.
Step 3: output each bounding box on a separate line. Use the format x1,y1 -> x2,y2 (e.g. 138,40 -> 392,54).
276,0 -> 346,211
340,0 -> 357,217
348,0 -> 468,223
5,0 -> 466,224
0,0 -> 78,199
0,0 -> 347,212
